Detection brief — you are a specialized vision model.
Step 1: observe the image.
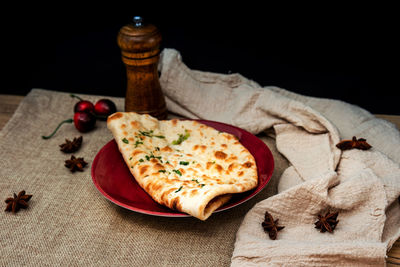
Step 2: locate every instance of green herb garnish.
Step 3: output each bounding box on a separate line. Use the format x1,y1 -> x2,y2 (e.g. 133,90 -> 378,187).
158,170 -> 166,173
145,152 -> 162,161
172,130 -> 190,145
138,130 -> 165,139
122,138 -> 129,144
134,140 -> 143,147
191,179 -> 199,183
200,184 -> 205,188
175,186 -> 183,193
138,159 -> 144,162
172,169 -> 182,176
179,161 -> 189,165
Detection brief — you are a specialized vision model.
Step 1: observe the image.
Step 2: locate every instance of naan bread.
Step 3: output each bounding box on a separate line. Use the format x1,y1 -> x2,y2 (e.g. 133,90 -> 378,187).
107,112 -> 258,220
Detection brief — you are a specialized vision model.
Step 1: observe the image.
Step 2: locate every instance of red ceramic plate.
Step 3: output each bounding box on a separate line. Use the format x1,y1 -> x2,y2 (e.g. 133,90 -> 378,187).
91,120 -> 274,217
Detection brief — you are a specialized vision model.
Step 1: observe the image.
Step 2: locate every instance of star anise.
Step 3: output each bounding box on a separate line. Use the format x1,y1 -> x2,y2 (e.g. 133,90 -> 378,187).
65,155 -> 87,172
59,136 -> 82,153
336,136 -> 372,151
5,190 -> 32,213
261,211 -> 285,240
314,211 -> 339,233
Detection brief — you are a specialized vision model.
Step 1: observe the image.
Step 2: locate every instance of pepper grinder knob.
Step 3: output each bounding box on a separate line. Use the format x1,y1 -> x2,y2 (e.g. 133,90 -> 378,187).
117,16 -> 167,119
133,16 -> 143,27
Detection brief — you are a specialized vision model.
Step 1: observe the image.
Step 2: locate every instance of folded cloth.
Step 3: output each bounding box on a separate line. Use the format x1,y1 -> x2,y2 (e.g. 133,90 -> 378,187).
159,48 -> 400,266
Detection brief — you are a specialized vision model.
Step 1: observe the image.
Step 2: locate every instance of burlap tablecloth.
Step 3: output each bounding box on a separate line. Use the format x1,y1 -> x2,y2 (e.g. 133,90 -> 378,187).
0,88 -> 287,266
1,48 -> 399,266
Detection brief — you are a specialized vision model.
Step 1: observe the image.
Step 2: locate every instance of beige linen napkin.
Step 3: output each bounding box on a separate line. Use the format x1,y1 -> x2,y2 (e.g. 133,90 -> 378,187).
159,48 -> 400,266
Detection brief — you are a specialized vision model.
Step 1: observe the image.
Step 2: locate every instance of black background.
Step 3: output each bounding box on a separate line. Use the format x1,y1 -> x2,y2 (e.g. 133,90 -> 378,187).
2,5 -> 398,114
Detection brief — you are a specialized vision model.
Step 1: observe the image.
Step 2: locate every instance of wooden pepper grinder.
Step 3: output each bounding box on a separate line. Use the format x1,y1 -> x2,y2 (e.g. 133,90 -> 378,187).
117,16 -> 167,119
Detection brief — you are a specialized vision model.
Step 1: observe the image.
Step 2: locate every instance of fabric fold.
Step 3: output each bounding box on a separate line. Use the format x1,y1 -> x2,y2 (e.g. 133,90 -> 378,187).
158,48 -> 400,265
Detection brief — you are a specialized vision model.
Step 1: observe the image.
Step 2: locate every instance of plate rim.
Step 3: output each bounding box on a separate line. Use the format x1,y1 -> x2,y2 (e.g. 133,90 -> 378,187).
91,119 -> 274,217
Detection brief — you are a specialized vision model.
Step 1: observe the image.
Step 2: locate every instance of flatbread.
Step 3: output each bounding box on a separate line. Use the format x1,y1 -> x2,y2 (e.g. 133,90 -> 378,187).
107,112 -> 258,220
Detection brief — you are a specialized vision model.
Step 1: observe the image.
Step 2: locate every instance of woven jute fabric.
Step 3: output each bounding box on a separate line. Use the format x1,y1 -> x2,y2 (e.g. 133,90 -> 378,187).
0,89 -> 287,266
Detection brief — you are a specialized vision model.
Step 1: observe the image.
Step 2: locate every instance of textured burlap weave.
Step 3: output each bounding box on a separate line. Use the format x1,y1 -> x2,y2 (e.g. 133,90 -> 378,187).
1,48 -> 399,266
0,89 -> 286,266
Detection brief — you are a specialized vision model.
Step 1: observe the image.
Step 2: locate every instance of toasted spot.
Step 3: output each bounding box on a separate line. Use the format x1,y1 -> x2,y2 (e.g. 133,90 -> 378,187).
214,164 -> 223,173
179,168 -> 185,175
171,197 -> 181,211
200,132 -> 204,137
206,162 -> 213,169
172,119 -> 178,126
221,144 -> 227,149
150,158 -> 158,164
228,163 -> 236,171
154,163 -> 164,171
225,134 -> 233,140
190,189 -> 198,197
107,112 -> 123,122
130,121 -> 140,128
186,154 -> 193,157
226,155 -> 238,162
121,124 -> 126,129
234,141 -> 240,145
161,146 -> 173,152
200,145 -> 207,151
211,141 -> 215,145
187,168 -> 197,173
132,150 -> 143,157
193,145 -> 199,150
243,162 -> 253,168
161,188 -> 176,203
128,137 -> 134,142
139,165 -> 148,175
151,182 -> 162,192
195,163 -> 201,169
238,171 -> 244,176
202,174 -> 210,180
144,181 -> 153,192
215,151 -> 227,160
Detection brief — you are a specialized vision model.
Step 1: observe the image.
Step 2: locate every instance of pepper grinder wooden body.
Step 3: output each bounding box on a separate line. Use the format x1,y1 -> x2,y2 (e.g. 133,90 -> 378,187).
117,17 -> 167,119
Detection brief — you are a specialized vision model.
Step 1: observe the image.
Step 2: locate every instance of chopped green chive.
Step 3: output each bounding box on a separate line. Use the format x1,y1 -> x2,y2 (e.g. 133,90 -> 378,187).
179,161 -> 189,165
139,159 -> 144,162
175,186 -> 183,193
172,130 -> 190,145
134,140 -> 143,147
200,184 -> 205,188
173,169 -> 182,176
122,138 -> 129,144
138,130 -> 165,139
191,179 -> 199,183
158,170 -> 166,173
